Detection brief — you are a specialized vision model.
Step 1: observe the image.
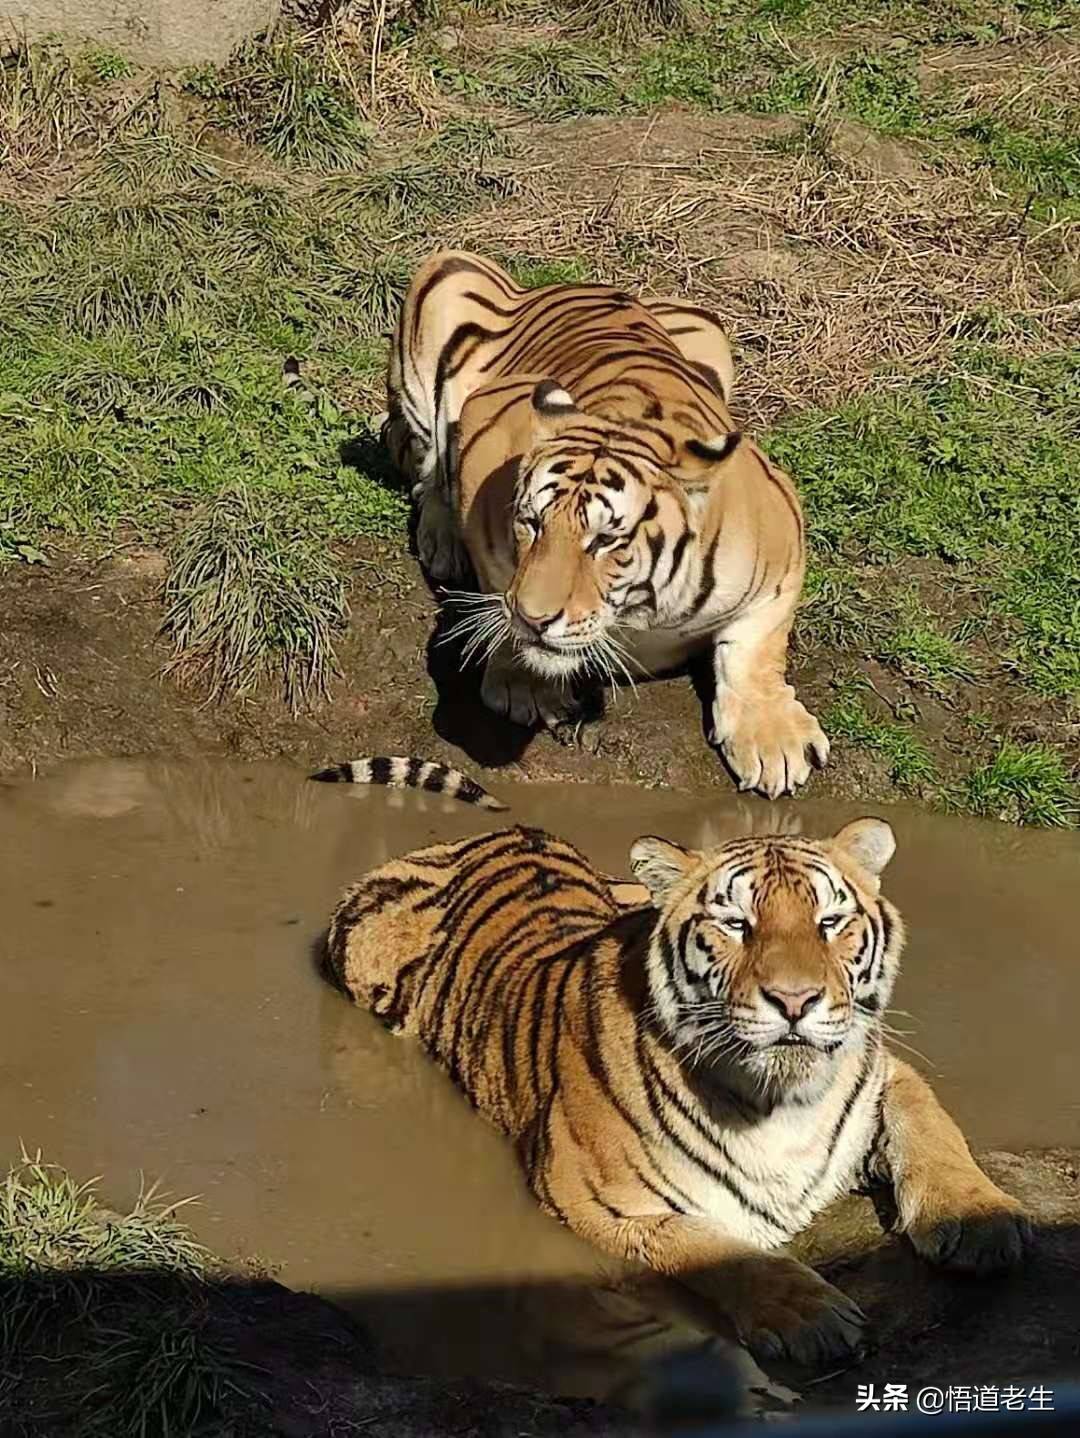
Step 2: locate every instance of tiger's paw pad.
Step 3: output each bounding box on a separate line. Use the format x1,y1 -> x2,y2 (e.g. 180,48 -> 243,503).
711,692 -> 829,799
481,665 -> 580,732
909,1198 -> 1031,1275
735,1259 -> 865,1368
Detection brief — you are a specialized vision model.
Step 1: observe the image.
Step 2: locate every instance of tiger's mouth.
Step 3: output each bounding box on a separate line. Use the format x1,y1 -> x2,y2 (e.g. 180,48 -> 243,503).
516,638 -> 588,679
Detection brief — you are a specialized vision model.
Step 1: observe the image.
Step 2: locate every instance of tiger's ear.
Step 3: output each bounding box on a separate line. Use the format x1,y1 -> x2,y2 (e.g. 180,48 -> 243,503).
686,432 -> 742,464
629,836 -> 698,904
831,818 -> 896,879
531,380 -> 581,435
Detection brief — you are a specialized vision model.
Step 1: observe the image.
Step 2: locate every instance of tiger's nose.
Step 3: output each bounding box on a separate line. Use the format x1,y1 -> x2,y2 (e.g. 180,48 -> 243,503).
760,985 -> 824,1022
514,605 -> 561,638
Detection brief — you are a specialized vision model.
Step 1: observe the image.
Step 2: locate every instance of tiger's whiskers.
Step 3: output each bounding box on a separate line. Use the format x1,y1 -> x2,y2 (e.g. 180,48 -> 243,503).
438,591 -> 511,667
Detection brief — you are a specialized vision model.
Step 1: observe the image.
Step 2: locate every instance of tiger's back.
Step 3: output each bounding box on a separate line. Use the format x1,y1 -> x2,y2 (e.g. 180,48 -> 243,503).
325,825 -> 645,1140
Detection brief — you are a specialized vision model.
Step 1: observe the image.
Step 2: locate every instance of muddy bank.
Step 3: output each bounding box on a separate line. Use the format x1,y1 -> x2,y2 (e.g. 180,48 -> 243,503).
0,538 -> 915,805
1,758 -> 1077,1418
2,1269 -> 624,1437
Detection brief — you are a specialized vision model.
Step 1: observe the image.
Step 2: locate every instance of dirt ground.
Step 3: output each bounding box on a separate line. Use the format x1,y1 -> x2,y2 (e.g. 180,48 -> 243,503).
2,90 -> 1074,808
0,533 -> 892,801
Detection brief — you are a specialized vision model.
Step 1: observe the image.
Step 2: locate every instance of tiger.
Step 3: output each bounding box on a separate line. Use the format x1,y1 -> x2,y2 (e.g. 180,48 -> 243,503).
324,816 -> 1029,1366
382,249 -> 828,799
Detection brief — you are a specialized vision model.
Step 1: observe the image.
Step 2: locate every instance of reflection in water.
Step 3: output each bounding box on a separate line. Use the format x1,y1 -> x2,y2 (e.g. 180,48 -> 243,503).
0,758 -> 1077,1401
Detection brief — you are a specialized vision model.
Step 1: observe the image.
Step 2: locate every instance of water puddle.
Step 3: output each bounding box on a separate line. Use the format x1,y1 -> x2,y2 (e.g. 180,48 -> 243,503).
1,759 -> 1077,1397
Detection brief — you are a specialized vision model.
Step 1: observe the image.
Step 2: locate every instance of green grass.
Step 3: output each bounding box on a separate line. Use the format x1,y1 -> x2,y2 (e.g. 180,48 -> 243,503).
183,34 -> 369,168
161,486 -> 351,710
750,50 -> 925,133
0,1152 -> 264,1436
825,685 -> 939,794
433,40 -> 625,119
0,94 -> 411,697
76,48 -> 135,84
876,602 -> 978,689
426,6 -> 1079,217
960,741 -> 1079,827
505,256 -> 593,287
786,351 -> 1078,826
767,349 -> 1080,703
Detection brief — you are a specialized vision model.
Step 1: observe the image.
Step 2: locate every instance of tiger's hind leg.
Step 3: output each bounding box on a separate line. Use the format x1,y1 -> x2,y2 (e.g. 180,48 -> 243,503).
641,298 -> 736,403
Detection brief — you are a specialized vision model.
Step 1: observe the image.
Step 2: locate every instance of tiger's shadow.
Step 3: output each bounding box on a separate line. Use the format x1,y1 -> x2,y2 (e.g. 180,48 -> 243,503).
424,601 -> 617,770
425,597 -> 723,776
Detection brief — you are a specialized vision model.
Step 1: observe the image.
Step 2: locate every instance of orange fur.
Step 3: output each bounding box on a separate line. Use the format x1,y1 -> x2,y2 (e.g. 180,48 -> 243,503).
327,820 -> 1029,1366
384,250 -> 827,796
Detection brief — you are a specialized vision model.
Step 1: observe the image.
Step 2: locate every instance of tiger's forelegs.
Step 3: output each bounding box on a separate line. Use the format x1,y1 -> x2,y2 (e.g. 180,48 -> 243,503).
565,1210 -> 864,1367
709,595 -> 828,799
383,403 -> 471,582
873,1057 -> 1030,1274
480,642 -> 585,731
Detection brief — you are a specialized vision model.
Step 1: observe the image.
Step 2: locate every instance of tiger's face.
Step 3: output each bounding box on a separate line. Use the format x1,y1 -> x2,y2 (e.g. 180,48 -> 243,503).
504,383 -> 741,680
630,820 -> 904,1099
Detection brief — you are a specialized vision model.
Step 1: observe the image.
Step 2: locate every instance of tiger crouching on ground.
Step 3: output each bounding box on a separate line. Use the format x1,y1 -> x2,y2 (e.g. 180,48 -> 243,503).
324,816 -> 1029,1365
383,249 -> 827,798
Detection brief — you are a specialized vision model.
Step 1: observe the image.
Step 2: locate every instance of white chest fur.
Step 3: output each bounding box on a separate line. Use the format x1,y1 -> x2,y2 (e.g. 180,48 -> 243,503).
659,1050 -> 886,1250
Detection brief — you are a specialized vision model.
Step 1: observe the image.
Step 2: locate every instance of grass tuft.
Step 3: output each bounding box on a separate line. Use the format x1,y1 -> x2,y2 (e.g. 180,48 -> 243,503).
436,40 -> 624,119
81,1314 -> 255,1437
0,1152 -> 264,1436
876,605 -> 977,689
0,42 -> 96,171
960,741 -> 1079,828
571,0 -> 700,40
184,32 -> 369,168
161,487 -> 351,710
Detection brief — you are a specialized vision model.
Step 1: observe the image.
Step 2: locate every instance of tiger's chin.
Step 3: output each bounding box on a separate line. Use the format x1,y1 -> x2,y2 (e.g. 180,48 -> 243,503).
516,642 -> 590,681
722,1035 -> 851,1103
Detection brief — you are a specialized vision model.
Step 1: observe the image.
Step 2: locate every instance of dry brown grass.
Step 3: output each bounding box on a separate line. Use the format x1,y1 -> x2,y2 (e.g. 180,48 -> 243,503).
918,37 -> 1080,123
455,114 -> 1079,425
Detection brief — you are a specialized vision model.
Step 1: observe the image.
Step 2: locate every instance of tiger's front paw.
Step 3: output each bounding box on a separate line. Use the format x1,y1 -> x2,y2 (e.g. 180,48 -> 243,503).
725,1255 -> 865,1368
906,1182 -> 1031,1275
481,660 -> 580,732
710,689 -> 829,799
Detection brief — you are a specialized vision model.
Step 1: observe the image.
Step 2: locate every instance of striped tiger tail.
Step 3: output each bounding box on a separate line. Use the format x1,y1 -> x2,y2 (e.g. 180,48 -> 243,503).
309,755 -> 507,811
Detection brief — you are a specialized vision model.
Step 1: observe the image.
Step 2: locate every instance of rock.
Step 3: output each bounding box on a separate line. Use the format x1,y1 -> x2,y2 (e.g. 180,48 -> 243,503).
0,0 -> 280,67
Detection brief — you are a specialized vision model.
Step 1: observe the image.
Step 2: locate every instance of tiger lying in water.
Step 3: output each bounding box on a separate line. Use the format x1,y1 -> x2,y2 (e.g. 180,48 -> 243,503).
383,250 -> 826,798
323,787 -> 1029,1365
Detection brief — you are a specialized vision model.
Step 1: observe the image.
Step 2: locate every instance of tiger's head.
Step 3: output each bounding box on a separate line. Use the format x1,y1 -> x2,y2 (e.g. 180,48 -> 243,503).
630,820 -> 904,1102
504,381 -> 741,679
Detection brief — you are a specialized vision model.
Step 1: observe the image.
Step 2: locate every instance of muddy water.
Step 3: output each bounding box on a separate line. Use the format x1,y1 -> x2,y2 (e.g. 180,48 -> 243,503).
1,759 -> 1077,1394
